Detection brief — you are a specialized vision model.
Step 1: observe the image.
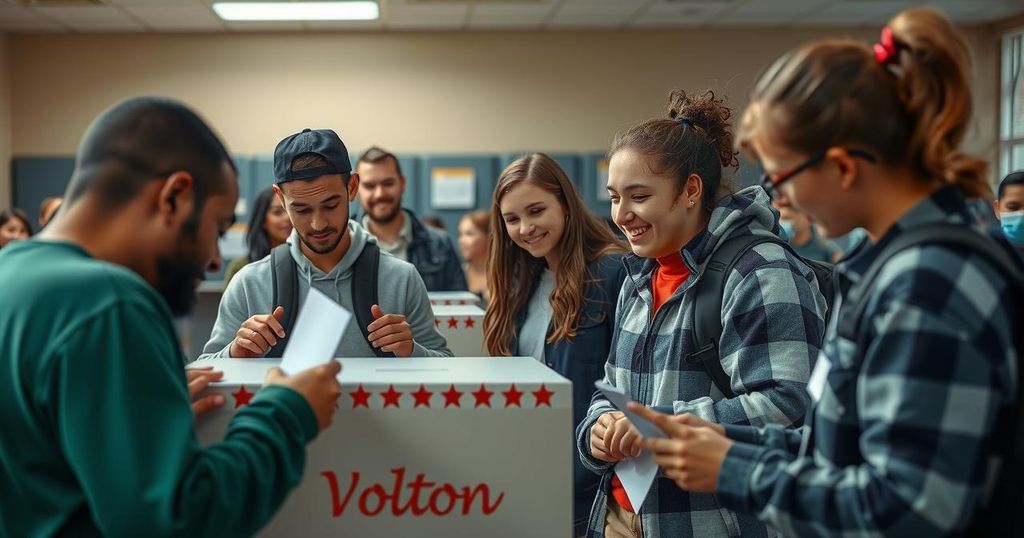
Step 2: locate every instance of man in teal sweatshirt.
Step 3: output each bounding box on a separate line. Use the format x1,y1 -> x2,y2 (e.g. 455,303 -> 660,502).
0,97 -> 342,536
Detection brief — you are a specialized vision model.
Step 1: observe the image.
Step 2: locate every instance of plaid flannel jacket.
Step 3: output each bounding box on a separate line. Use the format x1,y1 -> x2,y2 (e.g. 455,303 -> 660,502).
717,186 -> 1020,536
576,186 -> 828,537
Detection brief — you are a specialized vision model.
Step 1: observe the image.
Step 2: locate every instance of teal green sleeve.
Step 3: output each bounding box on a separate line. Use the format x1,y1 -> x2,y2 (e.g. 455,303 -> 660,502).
41,301 -> 318,537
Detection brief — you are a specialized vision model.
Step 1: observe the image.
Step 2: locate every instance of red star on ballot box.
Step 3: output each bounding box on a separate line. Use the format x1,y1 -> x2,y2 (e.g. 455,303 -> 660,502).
447,317 -> 459,329
381,385 -> 403,408
350,385 -> 371,409
532,384 -> 554,407
502,384 -> 523,407
472,384 -> 494,407
412,384 -> 433,408
442,385 -> 463,408
464,317 -> 475,329
232,385 -> 254,408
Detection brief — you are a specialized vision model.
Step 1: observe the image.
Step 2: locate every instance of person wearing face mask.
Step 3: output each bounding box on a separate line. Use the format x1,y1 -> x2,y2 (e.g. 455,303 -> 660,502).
576,90 -> 827,538
222,187 -> 293,287
995,170 -> 1024,255
484,153 -> 627,536
624,9 -> 1024,536
774,202 -> 842,262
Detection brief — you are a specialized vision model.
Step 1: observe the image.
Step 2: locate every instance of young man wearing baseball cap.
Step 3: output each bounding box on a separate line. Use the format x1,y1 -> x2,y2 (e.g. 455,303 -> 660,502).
199,128 -> 452,360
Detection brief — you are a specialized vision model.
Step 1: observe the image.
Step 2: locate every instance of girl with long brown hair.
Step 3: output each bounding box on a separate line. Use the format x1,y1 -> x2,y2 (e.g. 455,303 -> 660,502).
627,8 -> 1022,537
483,152 -> 626,536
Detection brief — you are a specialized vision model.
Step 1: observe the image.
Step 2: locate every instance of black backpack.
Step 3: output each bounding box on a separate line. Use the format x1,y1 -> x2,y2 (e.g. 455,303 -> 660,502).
264,241 -> 393,359
687,234 -> 835,398
834,223 -> 1024,536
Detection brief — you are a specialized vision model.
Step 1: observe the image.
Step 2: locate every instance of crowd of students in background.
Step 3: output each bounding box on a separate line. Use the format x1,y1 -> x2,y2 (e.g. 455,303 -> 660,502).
2,6 -> 1024,537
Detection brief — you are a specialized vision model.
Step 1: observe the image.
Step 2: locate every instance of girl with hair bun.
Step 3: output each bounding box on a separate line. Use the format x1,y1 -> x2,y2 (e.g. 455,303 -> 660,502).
627,8 -> 1021,537
575,89 -> 827,537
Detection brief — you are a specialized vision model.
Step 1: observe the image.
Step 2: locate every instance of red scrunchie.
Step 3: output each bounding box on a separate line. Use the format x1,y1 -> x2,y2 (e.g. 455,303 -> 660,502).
873,27 -> 899,65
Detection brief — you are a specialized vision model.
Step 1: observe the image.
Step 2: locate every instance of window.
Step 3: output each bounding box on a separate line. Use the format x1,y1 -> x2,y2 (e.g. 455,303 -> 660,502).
1001,28 -> 1024,179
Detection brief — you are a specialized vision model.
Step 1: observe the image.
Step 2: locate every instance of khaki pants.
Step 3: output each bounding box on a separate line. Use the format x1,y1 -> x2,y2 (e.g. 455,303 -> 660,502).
603,499 -> 641,538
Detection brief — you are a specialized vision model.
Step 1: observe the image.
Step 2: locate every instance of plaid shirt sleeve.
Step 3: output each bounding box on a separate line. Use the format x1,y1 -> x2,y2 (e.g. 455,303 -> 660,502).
717,246 -> 1017,536
724,424 -> 805,453
575,277 -> 630,475
673,244 -> 825,427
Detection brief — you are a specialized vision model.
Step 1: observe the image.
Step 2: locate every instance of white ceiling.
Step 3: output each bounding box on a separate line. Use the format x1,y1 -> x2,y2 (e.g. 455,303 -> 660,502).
0,0 -> 1021,33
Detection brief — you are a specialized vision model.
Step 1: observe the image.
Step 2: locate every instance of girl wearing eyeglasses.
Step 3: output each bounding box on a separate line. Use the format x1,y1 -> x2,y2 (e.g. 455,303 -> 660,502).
575,90 -> 827,538
627,8 -> 1021,537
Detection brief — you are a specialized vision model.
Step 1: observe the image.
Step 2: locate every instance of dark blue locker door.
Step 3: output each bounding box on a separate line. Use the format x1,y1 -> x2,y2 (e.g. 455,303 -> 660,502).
11,157 -> 76,231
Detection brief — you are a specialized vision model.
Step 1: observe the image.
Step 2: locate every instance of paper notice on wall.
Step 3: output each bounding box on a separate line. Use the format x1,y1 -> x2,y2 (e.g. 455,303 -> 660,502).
596,159 -> 611,201
431,167 -> 476,209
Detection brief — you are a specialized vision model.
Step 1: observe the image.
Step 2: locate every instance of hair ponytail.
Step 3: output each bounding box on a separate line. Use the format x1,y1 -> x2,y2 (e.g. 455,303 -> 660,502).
737,7 -> 991,199
888,8 -> 990,198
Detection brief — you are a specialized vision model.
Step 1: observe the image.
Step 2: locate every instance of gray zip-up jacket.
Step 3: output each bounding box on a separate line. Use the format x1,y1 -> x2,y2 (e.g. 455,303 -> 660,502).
196,220 -> 452,360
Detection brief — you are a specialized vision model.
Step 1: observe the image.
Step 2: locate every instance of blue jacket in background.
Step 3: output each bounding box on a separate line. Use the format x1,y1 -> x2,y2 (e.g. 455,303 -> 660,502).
512,253 -> 627,537
404,209 -> 468,292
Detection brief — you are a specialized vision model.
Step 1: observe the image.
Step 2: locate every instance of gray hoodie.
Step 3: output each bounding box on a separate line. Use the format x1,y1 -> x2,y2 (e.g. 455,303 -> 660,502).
196,220 -> 452,360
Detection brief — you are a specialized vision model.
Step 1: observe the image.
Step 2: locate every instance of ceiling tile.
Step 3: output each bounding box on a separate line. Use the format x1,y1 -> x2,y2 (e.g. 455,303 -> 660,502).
108,0 -> 206,5
123,5 -> 221,26
388,19 -> 465,30
223,21 -> 305,31
0,5 -> 46,22
305,20 -> 384,30
468,20 -> 542,30
33,5 -> 137,23
630,1 -> 730,27
0,7 -> 64,31
713,0 -> 829,25
794,1 -> 912,25
548,2 -> 641,27
385,3 -> 468,23
471,3 -> 553,24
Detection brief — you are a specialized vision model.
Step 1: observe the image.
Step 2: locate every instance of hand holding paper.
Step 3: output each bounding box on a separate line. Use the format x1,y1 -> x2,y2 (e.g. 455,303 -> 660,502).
594,381 -> 665,512
280,287 -> 351,374
627,402 -> 733,494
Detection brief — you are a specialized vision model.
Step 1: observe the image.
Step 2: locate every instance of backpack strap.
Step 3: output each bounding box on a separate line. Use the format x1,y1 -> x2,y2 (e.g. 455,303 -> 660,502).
833,223 -> 1024,535
266,243 -> 299,358
351,242 -> 393,358
688,234 -> 782,398
837,224 -> 1023,342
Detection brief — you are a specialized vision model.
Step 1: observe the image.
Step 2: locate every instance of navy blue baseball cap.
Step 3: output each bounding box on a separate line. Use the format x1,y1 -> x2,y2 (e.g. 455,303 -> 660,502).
273,128 -> 352,184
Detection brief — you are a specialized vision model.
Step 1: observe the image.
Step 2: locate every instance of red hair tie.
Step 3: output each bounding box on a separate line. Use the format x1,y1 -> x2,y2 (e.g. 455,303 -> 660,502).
873,27 -> 899,65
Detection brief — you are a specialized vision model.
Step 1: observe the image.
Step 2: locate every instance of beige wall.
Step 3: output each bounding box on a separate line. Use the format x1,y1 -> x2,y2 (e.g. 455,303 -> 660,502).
0,32 -> 11,210
8,26 -> 1002,180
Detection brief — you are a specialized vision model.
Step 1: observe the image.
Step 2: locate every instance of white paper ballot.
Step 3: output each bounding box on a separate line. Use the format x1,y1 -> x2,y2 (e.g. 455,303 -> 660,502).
595,381 -> 667,510
280,288 -> 351,374
615,453 -> 661,511
595,381 -> 667,439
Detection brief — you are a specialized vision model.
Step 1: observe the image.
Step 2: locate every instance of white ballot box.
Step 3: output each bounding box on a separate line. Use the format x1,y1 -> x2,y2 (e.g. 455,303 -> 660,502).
428,291 -> 481,307
432,304 -> 485,357
194,357 -> 572,538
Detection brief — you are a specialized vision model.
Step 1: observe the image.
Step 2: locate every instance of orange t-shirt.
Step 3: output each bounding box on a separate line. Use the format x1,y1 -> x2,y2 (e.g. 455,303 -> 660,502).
610,253 -> 690,512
